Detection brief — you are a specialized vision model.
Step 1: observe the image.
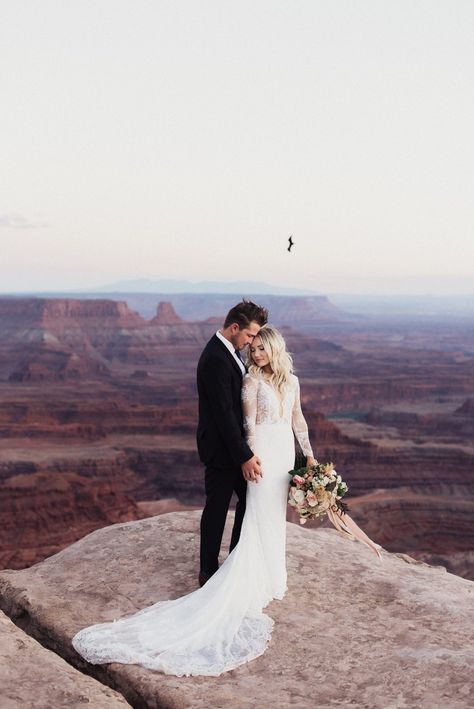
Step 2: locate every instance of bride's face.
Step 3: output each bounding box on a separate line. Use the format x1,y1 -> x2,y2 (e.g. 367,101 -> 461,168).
249,336 -> 271,369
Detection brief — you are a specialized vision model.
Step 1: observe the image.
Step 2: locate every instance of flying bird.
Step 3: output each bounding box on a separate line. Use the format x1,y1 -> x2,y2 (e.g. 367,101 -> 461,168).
287,235 -> 294,252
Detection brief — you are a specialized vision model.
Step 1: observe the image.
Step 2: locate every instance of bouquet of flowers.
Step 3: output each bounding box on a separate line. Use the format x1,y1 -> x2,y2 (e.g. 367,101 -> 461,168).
288,460 -> 348,525
288,459 -> 383,559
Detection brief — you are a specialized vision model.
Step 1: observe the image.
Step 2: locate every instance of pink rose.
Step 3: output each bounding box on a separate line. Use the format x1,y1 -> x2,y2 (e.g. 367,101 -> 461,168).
293,475 -> 305,485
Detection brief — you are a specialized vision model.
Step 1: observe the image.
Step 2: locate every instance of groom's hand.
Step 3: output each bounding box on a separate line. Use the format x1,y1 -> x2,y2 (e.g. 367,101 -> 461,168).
241,455 -> 263,483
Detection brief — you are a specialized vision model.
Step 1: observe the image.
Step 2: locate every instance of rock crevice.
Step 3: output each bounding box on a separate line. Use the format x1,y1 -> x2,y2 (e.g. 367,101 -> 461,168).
0,511 -> 472,708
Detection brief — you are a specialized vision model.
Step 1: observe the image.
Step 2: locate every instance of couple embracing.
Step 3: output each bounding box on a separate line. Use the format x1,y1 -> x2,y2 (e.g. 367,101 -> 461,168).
73,299 -> 318,676
197,299 -> 315,590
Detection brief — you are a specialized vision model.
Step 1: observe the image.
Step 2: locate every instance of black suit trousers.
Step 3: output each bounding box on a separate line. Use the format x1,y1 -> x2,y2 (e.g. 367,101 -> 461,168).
199,462 -> 247,576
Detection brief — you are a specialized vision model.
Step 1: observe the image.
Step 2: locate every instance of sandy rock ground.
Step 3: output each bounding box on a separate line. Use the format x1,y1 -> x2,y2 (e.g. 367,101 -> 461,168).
0,511 -> 473,709
0,609 -> 130,708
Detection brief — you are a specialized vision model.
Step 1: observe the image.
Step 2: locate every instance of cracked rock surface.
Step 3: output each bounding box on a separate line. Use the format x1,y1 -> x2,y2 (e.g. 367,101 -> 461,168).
0,511 -> 473,709
0,609 -> 130,708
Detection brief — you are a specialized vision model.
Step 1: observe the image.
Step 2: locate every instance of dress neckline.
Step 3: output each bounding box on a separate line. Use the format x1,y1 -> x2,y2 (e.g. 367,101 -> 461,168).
260,377 -> 286,418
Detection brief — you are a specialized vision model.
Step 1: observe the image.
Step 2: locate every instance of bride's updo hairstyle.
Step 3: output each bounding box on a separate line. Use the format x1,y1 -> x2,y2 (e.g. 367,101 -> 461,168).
247,326 -> 294,394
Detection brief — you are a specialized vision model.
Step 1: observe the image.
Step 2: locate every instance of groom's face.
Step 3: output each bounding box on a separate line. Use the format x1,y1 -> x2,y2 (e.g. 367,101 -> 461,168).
230,321 -> 261,351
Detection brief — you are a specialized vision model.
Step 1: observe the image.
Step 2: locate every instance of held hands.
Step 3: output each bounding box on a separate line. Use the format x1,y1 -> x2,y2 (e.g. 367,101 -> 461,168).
241,455 -> 263,483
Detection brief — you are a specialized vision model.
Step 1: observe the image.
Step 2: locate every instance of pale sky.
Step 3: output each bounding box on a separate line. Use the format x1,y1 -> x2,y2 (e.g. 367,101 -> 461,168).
1,1 -> 473,295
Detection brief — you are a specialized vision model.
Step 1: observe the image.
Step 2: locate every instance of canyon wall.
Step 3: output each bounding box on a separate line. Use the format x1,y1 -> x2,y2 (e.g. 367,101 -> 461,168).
0,296 -> 473,579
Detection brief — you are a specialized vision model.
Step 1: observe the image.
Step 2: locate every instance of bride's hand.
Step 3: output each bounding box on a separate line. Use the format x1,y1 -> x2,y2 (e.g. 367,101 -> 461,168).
241,455 -> 263,483
306,456 -> 316,467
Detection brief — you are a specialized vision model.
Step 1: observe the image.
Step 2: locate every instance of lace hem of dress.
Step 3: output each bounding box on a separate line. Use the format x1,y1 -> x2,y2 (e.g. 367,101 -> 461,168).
72,613 -> 275,677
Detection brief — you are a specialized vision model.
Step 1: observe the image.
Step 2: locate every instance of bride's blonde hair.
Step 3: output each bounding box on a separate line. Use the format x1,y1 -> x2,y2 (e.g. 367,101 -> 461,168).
247,326 -> 294,393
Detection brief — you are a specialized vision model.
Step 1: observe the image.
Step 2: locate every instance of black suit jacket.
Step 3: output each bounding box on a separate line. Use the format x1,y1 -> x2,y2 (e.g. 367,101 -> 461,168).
196,334 -> 253,469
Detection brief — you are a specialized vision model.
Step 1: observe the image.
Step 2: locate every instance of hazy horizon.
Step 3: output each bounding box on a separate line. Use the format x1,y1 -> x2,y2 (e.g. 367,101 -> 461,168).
2,274 -> 474,299
1,1 -> 473,295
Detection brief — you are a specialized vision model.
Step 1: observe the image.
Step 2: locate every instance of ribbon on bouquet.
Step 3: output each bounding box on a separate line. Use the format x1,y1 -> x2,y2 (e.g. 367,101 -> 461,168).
327,506 -> 383,560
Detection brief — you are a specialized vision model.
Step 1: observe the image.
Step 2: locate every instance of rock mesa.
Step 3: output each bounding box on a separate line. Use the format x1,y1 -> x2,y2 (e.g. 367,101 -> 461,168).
0,511 -> 472,708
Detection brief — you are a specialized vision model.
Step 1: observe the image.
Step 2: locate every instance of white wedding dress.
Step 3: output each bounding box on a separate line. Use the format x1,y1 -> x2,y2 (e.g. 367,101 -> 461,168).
72,373 -> 314,676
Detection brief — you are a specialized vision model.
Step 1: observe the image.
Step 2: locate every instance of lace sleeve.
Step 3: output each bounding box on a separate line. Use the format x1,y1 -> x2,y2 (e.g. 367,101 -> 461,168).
241,375 -> 258,453
291,376 -> 314,458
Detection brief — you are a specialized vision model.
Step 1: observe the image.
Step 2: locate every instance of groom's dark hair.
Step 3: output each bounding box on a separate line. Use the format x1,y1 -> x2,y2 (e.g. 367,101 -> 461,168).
224,299 -> 268,329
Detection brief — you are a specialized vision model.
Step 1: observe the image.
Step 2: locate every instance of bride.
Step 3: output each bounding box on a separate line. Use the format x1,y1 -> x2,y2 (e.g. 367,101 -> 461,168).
72,327 -> 330,676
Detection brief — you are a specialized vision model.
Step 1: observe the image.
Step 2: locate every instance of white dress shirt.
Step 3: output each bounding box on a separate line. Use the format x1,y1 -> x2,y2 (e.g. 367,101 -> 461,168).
216,330 -> 246,377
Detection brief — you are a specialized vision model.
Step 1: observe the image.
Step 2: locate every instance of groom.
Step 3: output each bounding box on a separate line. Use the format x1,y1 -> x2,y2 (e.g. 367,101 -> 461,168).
196,299 -> 268,587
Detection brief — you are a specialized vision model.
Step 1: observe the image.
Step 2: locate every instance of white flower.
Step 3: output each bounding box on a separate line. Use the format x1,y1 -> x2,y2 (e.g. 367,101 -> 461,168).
293,489 -> 305,504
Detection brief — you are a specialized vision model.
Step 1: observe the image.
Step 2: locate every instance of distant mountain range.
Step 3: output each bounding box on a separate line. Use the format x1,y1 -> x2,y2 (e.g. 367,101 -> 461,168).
89,278 -> 317,296
3,277 -> 474,317
330,293 -> 474,317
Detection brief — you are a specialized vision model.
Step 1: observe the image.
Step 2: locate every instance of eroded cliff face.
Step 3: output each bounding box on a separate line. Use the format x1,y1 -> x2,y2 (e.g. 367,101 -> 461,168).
364,398 -> 474,440
346,489 -> 474,580
456,397 -> 474,416
0,297 -> 145,331
0,298 -> 214,378
0,470 -> 140,569
114,292 -> 343,322
150,301 -> 186,325
0,512 -> 472,709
